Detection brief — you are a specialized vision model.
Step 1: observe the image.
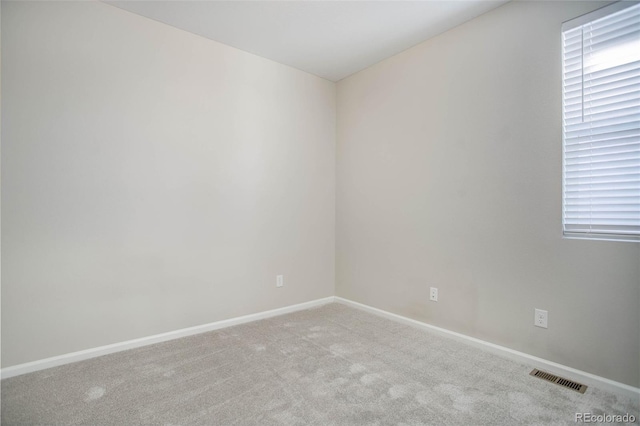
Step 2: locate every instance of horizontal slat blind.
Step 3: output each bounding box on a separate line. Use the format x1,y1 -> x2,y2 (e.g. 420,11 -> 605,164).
562,2 -> 640,241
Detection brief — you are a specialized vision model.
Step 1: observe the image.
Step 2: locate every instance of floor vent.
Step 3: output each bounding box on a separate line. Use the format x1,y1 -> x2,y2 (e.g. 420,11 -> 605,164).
529,369 -> 587,394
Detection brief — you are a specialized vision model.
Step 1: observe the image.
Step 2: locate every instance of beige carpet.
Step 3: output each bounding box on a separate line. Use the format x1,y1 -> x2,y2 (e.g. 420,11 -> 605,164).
2,303 -> 638,425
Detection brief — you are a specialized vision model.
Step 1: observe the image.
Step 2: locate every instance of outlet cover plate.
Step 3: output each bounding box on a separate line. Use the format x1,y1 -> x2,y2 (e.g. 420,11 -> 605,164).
534,309 -> 548,328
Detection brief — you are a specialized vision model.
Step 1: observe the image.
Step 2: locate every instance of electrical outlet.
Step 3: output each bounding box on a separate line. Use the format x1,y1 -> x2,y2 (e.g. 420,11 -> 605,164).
430,287 -> 438,302
276,275 -> 284,288
534,309 -> 548,328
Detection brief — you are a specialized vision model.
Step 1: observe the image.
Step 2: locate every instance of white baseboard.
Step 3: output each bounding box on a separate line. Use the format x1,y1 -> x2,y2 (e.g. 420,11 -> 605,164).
0,296 -> 335,380
4,295 -> 638,400
335,296 -> 640,400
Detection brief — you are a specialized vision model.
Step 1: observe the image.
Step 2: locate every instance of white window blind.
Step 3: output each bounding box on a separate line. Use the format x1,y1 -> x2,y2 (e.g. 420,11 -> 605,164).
562,2 -> 640,242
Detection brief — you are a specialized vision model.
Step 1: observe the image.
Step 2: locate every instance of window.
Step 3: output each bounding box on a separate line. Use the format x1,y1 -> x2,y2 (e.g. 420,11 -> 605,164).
562,2 -> 640,242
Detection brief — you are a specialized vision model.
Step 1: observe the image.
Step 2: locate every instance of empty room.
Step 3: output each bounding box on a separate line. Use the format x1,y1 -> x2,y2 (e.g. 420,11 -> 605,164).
1,0 -> 639,424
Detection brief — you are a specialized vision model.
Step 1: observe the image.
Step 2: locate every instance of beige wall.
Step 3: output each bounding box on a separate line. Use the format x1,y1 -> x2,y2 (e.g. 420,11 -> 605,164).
1,1 -> 335,367
337,0 -> 640,387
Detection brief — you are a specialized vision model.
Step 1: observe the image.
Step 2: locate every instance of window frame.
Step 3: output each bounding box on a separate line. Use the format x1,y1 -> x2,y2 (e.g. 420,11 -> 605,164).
561,1 -> 640,243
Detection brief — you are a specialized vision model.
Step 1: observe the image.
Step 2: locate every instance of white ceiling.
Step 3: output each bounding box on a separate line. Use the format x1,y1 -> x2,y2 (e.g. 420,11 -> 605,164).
105,1 -> 510,82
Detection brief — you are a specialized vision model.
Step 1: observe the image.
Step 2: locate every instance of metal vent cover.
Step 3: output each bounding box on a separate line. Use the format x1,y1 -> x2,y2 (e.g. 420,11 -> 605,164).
530,369 -> 587,394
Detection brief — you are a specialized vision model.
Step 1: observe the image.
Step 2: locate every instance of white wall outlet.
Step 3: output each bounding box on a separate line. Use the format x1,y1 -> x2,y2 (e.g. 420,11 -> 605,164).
429,287 -> 438,302
534,309 -> 548,328
276,275 -> 284,288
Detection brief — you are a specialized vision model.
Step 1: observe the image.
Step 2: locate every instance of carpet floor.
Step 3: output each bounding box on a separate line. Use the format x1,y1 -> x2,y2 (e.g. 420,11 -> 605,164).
2,303 -> 638,425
